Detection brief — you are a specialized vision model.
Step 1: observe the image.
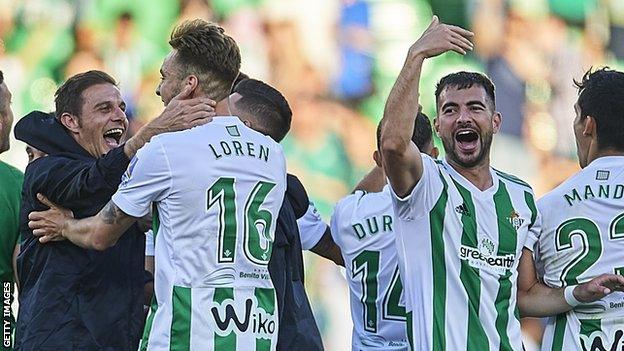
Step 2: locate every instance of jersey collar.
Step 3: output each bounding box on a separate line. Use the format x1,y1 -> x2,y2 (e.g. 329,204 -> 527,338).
442,158 -> 500,197
586,155 -> 624,169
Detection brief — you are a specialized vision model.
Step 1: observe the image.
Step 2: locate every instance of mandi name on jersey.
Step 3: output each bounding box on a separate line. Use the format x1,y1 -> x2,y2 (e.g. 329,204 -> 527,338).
564,183 -> 624,206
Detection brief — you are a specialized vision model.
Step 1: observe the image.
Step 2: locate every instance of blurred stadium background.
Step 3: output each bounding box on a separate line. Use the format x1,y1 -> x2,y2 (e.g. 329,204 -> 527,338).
1,0 -> 623,349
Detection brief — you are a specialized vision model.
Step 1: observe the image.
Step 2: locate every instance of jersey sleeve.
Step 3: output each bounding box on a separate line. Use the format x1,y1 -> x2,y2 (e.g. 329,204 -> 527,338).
388,154 -> 444,219
329,199 -> 342,248
112,138 -> 172,217
145,229 -> 154,257
297,201 -> 329,250
523,192 -> 543,252
329,191 -> 361,248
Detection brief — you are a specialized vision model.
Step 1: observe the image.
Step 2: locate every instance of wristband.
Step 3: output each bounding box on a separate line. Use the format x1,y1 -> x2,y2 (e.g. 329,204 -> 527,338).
564,285 -> 581,307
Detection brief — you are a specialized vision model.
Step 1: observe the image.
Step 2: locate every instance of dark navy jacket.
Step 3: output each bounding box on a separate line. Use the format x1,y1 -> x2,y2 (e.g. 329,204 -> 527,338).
14,111 -> 145,350
270,174 -> 323,351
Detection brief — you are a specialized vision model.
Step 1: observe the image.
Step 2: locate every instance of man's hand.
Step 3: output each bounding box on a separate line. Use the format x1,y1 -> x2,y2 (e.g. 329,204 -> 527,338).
124,85 -> 217,157
28,193 -> 74,243
408,15 -> 474,60
151,84 -> 217,134
573,273 -> 624,303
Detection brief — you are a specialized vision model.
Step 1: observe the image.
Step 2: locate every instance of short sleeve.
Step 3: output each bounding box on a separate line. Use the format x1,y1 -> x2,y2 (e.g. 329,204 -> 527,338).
145,229 -> 154,257
112,138 -> 172,217
524,195 -> 543,252
388,154 -> 444,220
297,201 -> 329,250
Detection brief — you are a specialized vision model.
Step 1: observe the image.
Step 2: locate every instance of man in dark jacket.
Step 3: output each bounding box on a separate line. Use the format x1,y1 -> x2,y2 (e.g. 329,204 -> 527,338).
14,70 -> 214,350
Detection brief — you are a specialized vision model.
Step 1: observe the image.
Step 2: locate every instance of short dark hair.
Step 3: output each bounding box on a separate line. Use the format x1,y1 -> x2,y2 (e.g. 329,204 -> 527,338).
435,71 -> 496,109
377,112 -> 433,152
233,78 -> 292,142
54,70 -> 117,120
0,70 -> 4,85
574,67 -> 624,151
231,72 -> 250,93
169,19 -> 241,101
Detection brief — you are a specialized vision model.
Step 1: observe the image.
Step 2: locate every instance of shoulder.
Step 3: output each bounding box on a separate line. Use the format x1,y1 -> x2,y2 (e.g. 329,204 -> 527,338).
0,161 -> 23,183
335,187 -> 385,217
537,168 -> 586,209
421,155 -> 446,181
493,168 -> 533,192
335,191 -> 362,214
23,155 -> 83,187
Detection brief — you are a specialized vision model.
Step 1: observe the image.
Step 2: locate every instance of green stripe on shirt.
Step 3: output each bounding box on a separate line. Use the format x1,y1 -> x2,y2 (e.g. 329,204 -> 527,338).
430,172 -> 449,351
453,180 -> 489,351
170,286 -> 192,351
493,181 -> 518,351
213,287 -> 236,350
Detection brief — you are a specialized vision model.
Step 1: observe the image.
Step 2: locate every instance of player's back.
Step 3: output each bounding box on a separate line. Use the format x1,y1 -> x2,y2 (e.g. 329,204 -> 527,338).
143,116 -> 286,350
331,186 -> 408,351
536,156 -> 624,350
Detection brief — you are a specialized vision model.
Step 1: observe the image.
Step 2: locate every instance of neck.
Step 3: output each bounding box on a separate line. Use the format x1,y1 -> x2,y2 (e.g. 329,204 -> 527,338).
587,149 -> 624,164
446,156 -> 493,191
215,98 -> 231,116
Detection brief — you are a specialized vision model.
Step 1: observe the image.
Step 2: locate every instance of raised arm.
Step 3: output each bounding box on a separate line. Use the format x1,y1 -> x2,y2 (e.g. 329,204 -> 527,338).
517,248 -> 624,317
380,16 -> 473,197
28,194 -> 136,251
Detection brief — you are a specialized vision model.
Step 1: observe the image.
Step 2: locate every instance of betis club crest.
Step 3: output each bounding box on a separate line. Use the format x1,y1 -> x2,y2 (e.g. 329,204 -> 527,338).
507,210 -> 524,231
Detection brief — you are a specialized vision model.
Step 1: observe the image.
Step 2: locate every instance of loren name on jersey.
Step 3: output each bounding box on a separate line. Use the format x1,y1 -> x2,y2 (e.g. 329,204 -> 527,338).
209,138 -> 271,162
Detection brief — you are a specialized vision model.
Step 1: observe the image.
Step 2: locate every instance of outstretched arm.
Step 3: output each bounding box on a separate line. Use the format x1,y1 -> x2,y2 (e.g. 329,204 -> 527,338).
29,194 -> 136,251
517,248 -> 624,317
380,16 -> 473,197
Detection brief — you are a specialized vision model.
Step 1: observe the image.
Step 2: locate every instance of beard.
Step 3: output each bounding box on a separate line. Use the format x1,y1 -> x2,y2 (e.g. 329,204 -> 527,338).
442,129 -> 494,168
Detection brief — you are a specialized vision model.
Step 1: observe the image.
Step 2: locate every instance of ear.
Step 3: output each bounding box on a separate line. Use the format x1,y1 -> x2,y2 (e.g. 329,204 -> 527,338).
59,113 -> 81,133
433,116 -> 441,136
583,115 -> 597,137
492,111 -> 502,134
431,146 -> 440,159
373,150 -> 382,168
242,119 -> 252,129
185,75 -> 199,98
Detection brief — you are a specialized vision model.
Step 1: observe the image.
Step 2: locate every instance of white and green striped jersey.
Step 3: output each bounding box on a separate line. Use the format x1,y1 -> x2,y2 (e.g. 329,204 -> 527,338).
390,155 -> 540,351
535,156 -> 624,351
112,117 -> 287,351
330,186 -> 409,351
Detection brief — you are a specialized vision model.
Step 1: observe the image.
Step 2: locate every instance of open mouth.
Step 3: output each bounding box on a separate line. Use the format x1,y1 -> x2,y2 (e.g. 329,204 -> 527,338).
103,128 -> 124,148
454,129 -> 479,152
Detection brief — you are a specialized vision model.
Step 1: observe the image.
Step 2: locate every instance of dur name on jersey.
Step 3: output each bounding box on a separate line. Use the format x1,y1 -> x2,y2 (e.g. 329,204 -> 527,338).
352,215 -> 393,240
